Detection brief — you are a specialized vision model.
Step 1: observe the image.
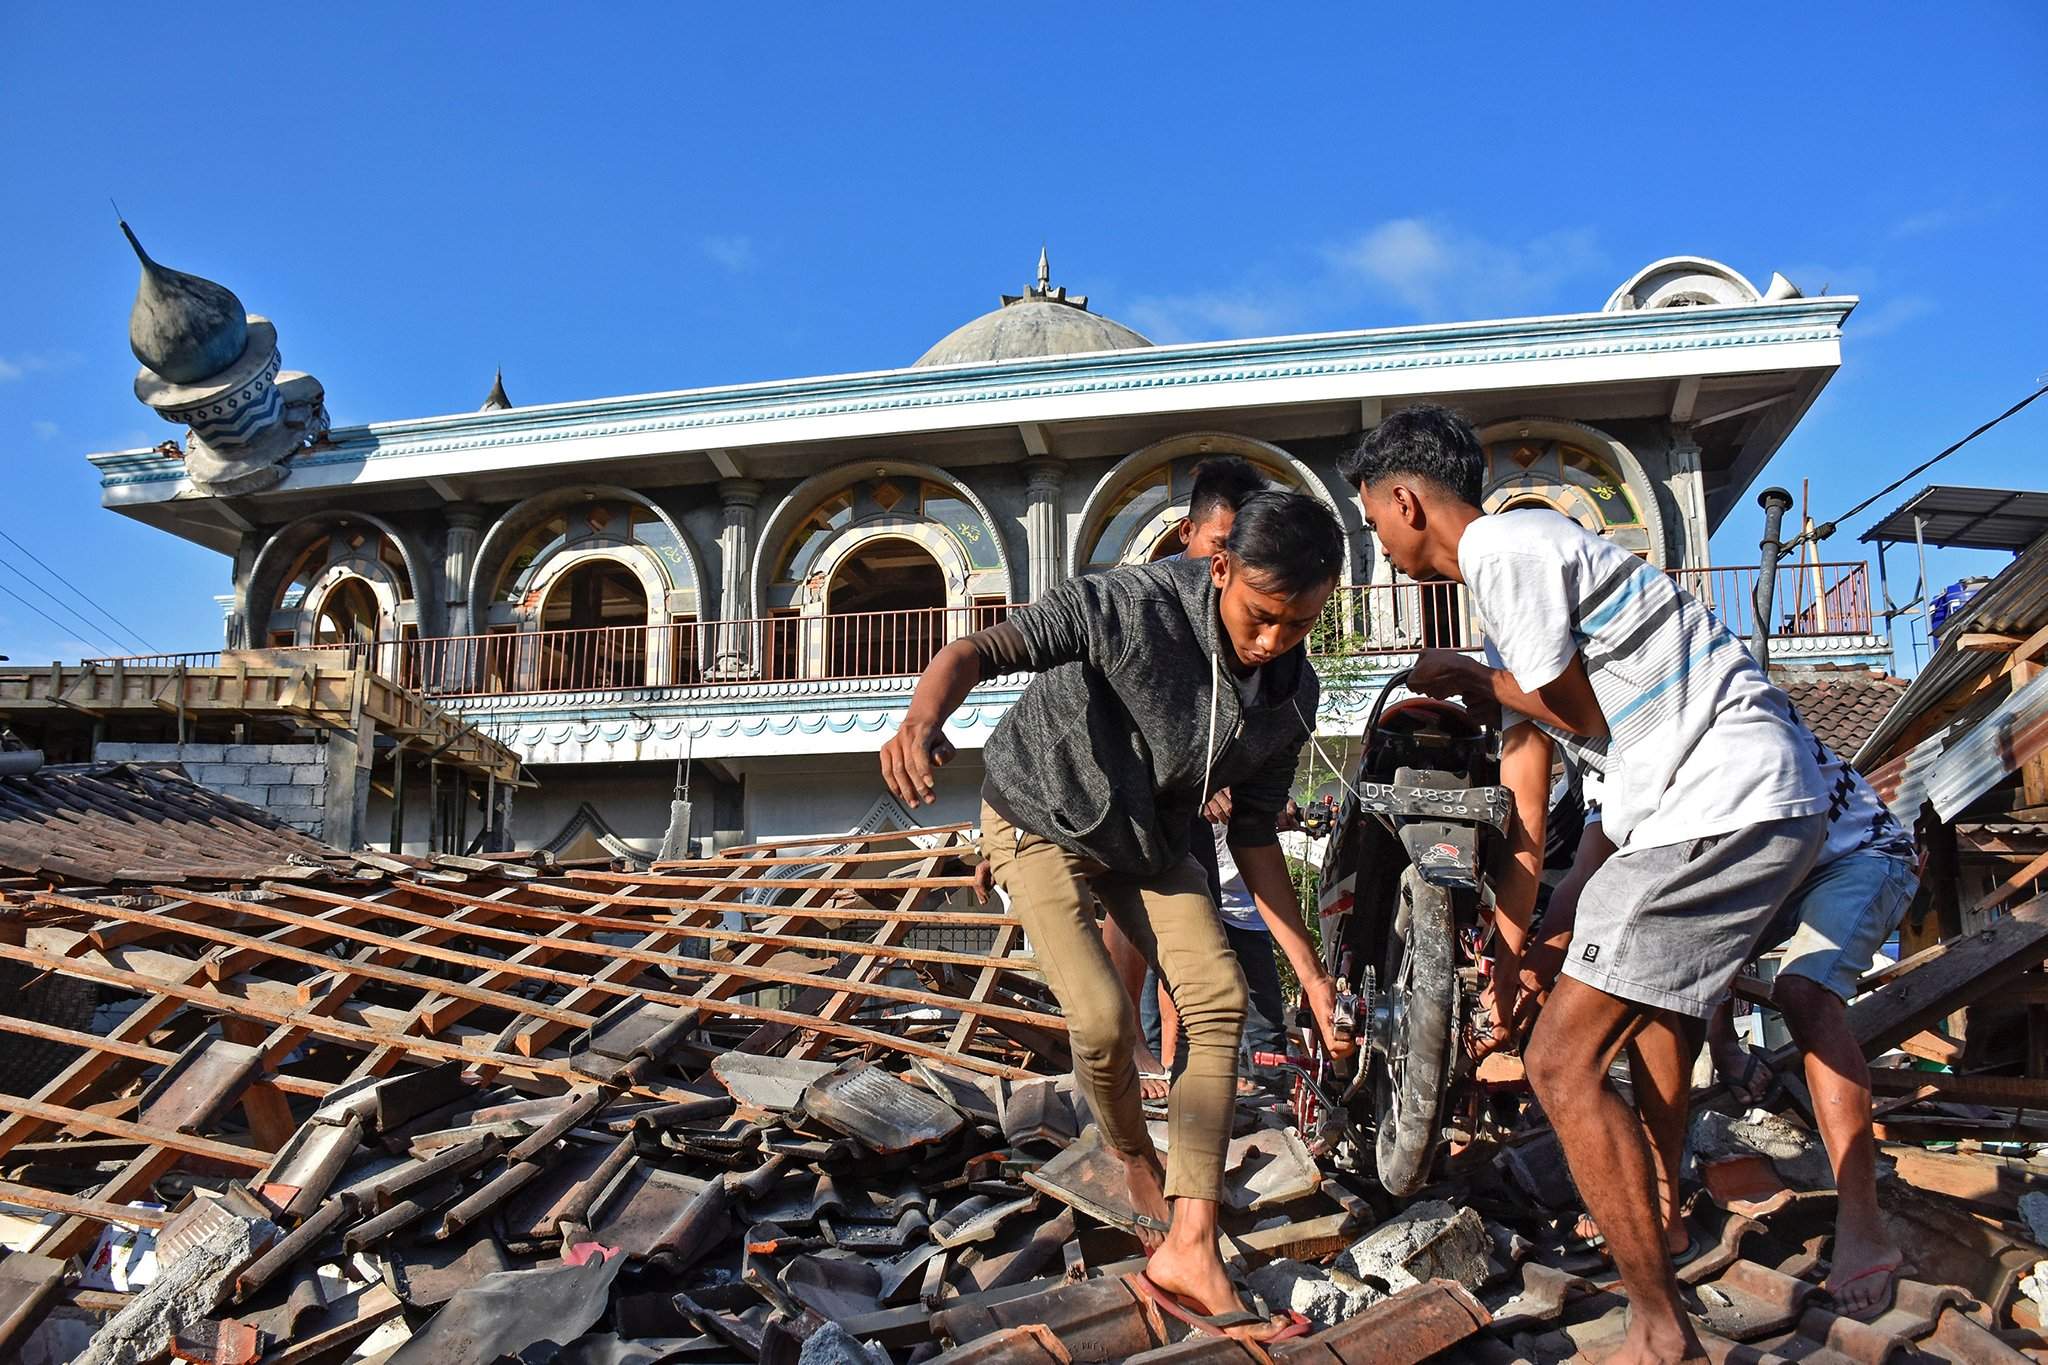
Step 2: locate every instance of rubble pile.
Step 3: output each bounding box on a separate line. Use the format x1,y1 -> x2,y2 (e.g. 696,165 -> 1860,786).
0,807 -> 2046,1362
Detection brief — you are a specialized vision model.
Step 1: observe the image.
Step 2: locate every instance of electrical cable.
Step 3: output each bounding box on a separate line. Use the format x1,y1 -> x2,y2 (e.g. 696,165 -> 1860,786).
0,556 -> 125,656
0,527 -> 159,652
0,581 -> 119,655
1785,380 -> 2048,552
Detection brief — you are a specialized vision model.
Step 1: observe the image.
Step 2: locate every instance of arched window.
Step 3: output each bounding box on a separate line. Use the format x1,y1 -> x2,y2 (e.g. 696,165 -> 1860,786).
1073,435 -> 1339,575
313,577 -> 381,646
1471,420 -> 1669,567
770,481 -> 998,586
265,524 -> 416,668
826,537 -> 947,677
466,492 -> 707,693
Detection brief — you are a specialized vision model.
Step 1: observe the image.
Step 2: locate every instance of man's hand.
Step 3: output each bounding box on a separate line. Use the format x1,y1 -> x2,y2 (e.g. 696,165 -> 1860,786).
1408,649 -> 1490,706
1204,788 -> 1234,825
880,717 -> 956,807
971,860 -> 994,905
1300,971 -> 1356,1060
1468,970 -> 1521,1059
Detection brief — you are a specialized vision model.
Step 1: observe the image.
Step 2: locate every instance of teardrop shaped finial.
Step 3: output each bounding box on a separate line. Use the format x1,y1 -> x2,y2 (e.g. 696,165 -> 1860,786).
121,221 -> 250,385
481,367 -> 513,411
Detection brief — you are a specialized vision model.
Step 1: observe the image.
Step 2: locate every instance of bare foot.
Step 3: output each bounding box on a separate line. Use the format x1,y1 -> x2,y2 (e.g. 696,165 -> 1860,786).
1824,1225 -> 1905,1318
1144,1237 -> 1292,1341
1133,1044 -> 1171,1104
1596,1313 -> 1707,1364
1117,1147 -> 1170,1250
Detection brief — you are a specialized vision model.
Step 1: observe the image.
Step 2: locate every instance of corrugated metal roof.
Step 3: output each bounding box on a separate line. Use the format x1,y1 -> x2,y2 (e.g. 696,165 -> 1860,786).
1861,483 -> 2048,552
1855,527 -> 2048,767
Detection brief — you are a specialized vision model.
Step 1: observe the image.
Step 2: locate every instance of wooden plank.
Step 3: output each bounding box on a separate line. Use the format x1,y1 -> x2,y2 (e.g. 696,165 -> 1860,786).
1868,1070 -> 2048,1106
37,891 -> 597,1032
333,879 -> 1028,972
0,1180 -> 171,1229
0,1093 -> 265,1169
542,880 -> 1020,927
1817,894 -> 2048,1062
220,1016 -> 299,1150
118,885 -> 1059,1034
0,940 -> 655,1093
946,923 -> 1022,1057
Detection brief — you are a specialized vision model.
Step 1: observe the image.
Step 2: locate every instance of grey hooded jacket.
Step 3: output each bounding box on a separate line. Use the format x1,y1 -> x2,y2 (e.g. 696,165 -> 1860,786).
978,557 -> 1319,878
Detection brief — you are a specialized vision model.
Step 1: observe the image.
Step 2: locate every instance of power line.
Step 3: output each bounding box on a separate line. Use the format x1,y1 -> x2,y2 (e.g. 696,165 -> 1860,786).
0,581 -> 118,656
0,557 -> 124,656
0,527 -> 159,652
1788,380 -> 2048,551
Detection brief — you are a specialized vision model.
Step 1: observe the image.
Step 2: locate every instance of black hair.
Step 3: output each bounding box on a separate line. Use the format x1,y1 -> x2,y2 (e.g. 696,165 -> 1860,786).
1186,456 -> 1266,523
1225,490 -> 1345,595
1336,404 -> 1485,508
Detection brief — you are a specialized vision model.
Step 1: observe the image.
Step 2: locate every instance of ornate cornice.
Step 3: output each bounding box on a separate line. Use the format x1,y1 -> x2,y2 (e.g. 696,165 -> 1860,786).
93,300 -> 1852,490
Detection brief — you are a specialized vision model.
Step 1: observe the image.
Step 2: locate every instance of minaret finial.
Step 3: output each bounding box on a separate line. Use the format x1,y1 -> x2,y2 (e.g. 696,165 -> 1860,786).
1036,245 -> 1050,294
481,367 -> 513,412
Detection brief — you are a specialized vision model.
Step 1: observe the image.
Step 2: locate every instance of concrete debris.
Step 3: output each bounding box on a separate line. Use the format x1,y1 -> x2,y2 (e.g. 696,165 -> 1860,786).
801,1320 -> 893,1365
1689,1110 -> 1836,1191
2021,1190 -> 2048,1246
1245,1258 -> 1378,1329
1336,1200 -> 1492,1294
78,1209 -> 271,1365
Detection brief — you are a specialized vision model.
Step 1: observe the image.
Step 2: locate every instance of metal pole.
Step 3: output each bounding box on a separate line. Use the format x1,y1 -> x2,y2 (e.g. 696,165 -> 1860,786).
1750,487 -> 1794,667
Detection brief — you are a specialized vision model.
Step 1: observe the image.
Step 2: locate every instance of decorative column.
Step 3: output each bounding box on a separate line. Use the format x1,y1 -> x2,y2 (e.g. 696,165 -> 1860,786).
1023,459 -> 1066,602
715,480 -> 764,675
442,509 -> 484,637
225,533 -> 260,650
1666,434 -> 1712,570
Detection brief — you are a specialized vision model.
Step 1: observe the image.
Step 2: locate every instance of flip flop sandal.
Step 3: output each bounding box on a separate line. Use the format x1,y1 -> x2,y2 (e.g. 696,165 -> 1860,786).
1823,1259 -> 1909,1320
1565,1216 -> 1703,1267
1726,1051 -> 1777,1107
1126,1272 -> 1311,1344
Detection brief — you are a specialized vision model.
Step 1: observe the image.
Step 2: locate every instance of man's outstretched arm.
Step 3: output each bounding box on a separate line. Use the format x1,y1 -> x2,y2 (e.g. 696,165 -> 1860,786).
880,641 -> 982,807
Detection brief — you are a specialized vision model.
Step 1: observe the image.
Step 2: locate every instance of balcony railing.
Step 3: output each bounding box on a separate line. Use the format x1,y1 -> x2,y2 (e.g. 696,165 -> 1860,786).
83,563 -> 1872,701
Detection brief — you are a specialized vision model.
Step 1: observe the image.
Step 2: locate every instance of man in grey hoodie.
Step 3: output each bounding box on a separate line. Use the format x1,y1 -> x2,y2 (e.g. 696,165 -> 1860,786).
880,491 -> 1353,1342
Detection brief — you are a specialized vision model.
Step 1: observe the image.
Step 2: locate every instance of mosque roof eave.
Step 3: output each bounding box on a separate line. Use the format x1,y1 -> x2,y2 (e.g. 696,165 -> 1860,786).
91,295 -> 1855,540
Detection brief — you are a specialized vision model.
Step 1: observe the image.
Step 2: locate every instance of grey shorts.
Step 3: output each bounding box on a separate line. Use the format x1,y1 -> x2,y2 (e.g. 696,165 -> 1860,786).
1562,813 -> 1827,1018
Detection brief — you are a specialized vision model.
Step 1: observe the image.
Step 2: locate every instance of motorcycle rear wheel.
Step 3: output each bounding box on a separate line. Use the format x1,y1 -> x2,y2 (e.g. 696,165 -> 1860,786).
1373,864 -> 1457,1196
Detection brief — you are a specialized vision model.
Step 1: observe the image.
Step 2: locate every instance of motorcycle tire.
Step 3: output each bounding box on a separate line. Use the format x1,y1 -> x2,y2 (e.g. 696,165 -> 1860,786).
1374,864 -> 1457,1196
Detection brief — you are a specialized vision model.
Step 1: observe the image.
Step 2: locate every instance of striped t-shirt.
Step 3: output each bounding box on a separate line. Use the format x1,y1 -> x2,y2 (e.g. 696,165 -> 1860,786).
1459,508 -> 1825,852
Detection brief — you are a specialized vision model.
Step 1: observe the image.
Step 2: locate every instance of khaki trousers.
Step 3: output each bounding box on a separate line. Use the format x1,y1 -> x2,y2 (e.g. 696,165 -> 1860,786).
982,803 -> 1246,1202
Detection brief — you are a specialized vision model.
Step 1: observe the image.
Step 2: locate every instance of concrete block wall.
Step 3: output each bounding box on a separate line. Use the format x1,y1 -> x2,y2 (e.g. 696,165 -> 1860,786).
94,741 -> 329,839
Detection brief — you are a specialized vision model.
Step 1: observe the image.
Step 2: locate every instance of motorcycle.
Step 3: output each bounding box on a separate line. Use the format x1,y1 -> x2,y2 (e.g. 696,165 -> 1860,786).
1295,670 -> 1517,1196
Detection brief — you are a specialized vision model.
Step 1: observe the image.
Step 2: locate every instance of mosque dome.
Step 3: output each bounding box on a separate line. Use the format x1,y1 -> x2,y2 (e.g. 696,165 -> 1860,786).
913,249 -> 1153,368
121,223 -> 250,384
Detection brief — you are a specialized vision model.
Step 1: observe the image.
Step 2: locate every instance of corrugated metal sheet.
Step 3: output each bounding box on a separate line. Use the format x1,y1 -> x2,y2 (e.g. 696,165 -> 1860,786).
1870,666 -> 2048,820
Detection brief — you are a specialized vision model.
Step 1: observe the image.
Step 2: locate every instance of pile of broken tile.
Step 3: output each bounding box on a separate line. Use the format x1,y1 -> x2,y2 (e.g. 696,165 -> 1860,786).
5,812 -> 2048,1364
17,1031 -> 2048,1365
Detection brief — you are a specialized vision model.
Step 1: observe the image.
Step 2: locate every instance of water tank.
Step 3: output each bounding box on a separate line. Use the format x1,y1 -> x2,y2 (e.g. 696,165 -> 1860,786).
1930,577 -> 1991,638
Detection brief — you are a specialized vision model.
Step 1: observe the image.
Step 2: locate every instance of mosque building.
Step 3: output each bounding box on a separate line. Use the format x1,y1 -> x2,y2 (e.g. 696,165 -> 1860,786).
92,238 -> 1887,856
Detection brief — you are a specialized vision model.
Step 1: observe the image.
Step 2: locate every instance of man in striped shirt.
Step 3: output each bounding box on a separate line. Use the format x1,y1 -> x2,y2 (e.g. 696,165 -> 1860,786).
1343,405 -> 1829,1365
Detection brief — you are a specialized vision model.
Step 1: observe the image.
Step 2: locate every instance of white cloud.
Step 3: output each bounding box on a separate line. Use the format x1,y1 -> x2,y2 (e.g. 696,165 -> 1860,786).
1890,208 -> 1957,240
0,352 -> 77,383
1853,294 -> 1936,340
31,420 -> 58,440
1124,290 -> 1292,345
1326,219 -> 1604,319
701,235 -> 756,273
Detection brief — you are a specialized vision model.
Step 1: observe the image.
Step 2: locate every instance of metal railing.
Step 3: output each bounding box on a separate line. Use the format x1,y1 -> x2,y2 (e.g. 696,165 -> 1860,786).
83,564 -> 1872,700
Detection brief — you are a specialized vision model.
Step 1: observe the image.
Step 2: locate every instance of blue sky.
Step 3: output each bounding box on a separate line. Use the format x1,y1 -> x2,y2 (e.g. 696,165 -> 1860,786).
3,4 -> 2043,670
